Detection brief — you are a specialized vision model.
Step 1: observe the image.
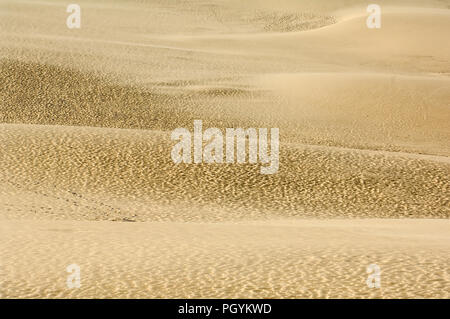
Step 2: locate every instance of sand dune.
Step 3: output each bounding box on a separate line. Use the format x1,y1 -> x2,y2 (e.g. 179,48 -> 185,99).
1,219 -> 449,298
0,123 -> 449,222
0,0 -> 449,298
2,60 -> 449,156
2,1 -> 450,80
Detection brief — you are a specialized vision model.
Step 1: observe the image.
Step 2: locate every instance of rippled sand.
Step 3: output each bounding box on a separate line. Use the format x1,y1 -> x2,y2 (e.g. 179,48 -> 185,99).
0,0 -> 449,298
1,219 -> 449,298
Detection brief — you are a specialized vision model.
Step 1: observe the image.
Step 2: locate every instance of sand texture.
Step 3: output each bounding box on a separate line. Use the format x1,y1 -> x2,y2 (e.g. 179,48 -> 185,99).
0,0 -> 449,298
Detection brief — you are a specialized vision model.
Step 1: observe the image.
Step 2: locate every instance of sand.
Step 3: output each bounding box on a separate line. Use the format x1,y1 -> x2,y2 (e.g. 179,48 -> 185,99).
1,219 -> 449,298
0,0 -> 449,298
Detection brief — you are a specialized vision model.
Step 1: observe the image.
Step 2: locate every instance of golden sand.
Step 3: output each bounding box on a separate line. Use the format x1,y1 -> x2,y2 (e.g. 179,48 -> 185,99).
0,0 -> 449,298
